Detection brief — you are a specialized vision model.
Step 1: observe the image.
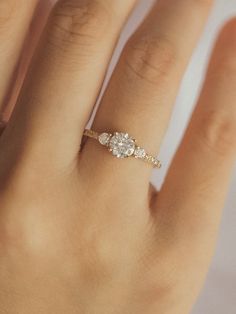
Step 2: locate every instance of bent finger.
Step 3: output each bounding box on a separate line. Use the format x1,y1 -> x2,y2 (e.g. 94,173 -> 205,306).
2,0 -> 137,170
81,0 -> 213,194
156,18 -> 236,254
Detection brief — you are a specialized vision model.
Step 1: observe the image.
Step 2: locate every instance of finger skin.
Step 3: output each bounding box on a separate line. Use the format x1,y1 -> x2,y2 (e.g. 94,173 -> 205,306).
2,0 -> 53,122
1,0 -> 137,171
92,0 -> 213,144
81,0 -> 213,190
0,121 -> 6,136
0,0 -> 38,118
154,18 -> 236,310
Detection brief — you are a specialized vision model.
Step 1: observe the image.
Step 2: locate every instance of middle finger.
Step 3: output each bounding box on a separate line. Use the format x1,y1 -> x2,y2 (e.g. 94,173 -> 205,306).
1,0 -> 137,169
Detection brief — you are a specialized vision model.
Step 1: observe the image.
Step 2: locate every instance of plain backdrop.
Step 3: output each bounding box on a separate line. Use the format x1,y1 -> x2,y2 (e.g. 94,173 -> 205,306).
35,0 -> 236,313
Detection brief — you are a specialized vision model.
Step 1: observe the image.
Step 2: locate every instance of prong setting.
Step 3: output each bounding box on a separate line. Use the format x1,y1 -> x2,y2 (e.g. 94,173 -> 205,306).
109,132 -> 135,158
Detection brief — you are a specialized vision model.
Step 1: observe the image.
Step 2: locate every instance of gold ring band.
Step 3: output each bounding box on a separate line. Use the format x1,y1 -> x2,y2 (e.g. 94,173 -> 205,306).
83,129 -> 162,169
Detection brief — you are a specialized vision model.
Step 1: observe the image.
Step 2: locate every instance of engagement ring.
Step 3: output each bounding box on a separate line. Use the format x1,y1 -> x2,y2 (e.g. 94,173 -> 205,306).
83,129 -> 162,169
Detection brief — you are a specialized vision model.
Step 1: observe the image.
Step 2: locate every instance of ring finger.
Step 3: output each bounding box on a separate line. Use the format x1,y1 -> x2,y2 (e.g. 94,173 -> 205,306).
81,0 -> 214,189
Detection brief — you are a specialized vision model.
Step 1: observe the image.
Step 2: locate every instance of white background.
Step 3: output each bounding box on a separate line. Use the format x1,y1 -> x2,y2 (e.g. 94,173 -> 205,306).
124,1 -> 236,313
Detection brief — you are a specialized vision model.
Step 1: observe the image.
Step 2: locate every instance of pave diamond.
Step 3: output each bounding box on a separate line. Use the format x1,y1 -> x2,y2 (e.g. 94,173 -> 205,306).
98,133 -> 111,146
134,147 -> 146,159
109,132 -> 135,158
152,157 -> 161,168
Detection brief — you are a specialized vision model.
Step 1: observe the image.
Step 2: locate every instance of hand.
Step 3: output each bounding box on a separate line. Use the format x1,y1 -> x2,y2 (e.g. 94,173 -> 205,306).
0,1 -> 235,313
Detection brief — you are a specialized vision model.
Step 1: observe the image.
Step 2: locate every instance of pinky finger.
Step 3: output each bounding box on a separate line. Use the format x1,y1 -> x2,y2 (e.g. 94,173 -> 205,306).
156,18 -> 236,250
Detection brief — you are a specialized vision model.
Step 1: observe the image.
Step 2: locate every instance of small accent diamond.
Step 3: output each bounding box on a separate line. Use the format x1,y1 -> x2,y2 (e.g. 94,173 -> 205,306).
134,147 -> 146,159
152,157 -> 161,167
98,133 -> 110,146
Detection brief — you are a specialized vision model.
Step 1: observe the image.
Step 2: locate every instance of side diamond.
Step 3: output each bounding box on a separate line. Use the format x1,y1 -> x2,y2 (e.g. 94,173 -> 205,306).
98,133 -> 110,146
134,147 -> 146,159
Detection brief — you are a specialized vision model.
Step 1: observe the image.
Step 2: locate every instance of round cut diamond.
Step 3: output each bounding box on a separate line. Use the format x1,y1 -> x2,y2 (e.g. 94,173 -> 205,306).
98,133 -> 110,146
134,147 -> 146,159
109,132 -> 135,158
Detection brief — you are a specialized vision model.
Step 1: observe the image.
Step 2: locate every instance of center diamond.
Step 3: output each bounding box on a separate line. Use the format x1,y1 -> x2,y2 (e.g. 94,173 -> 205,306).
109,132 -> 135,158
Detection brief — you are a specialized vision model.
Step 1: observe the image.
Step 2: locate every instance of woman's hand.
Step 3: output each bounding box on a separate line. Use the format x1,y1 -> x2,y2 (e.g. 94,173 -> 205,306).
0,1 -> 235,313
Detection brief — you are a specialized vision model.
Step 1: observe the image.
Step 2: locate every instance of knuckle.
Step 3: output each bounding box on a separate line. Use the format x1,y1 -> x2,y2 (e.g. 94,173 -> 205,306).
78,243 -> 114,285
198,110 -> 236,155
48,0 -> 110,48
123,33 -> 178,85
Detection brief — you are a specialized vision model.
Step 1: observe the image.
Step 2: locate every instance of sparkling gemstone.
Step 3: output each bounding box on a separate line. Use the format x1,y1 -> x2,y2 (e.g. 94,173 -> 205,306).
109,132 -> 135,158
152,157 -> 160,167
98,133 -> 110,146
134,147 -> 146,159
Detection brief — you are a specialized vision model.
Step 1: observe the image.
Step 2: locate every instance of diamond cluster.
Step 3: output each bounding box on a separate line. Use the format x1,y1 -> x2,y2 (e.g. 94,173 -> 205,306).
97,131 -> 160,167
99,132 -> 144,159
